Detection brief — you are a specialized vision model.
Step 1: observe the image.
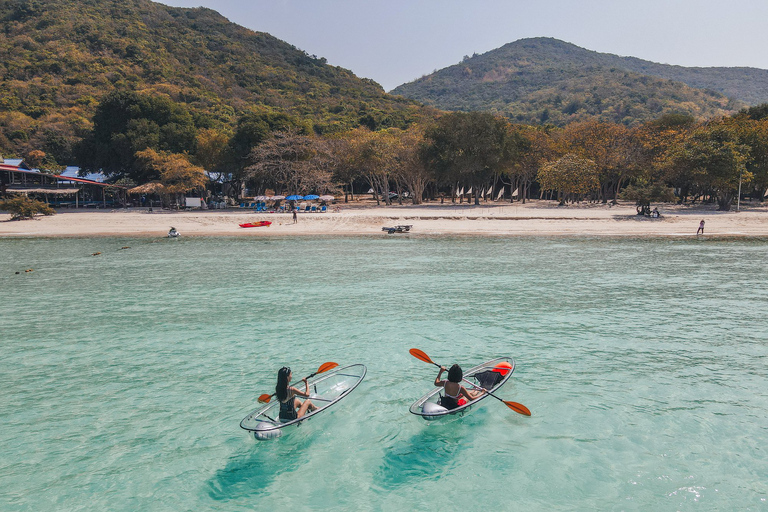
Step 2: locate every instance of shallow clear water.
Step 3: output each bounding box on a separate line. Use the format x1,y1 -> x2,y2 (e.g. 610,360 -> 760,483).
1,236 -> 767,510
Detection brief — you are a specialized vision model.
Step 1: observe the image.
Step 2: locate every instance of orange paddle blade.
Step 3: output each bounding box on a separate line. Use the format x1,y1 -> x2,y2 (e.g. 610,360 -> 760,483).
258,393 -> 273,404
505,401 -> 531,416
409,348 -> 435,365
316,362 -> 338,374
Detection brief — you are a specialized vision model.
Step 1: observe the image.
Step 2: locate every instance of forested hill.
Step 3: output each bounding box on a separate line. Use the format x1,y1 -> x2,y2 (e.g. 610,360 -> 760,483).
0,0 -> 426,160
391,38 -> 768,127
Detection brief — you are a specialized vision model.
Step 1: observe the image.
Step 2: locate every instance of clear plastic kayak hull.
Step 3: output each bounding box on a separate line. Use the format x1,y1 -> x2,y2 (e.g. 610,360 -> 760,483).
409,357 -> 515,421
240,364 -> 367,440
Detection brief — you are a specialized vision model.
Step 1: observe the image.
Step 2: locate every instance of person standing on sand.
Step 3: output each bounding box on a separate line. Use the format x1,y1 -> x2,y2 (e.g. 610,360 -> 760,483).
697,219 -> 705,235
292,208 -> 297,224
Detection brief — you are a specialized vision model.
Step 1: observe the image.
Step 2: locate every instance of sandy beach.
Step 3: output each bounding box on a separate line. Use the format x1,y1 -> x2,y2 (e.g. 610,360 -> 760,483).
2,200 -> 768,238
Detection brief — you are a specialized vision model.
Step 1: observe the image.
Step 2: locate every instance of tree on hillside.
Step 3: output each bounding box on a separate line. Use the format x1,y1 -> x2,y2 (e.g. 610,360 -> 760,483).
77,91 -> 198,182
537,153 -> 599,205
424,112 -> 513,205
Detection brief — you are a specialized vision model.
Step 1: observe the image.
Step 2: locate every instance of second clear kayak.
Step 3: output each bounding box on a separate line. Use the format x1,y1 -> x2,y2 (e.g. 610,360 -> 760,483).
409,357 -> 515,421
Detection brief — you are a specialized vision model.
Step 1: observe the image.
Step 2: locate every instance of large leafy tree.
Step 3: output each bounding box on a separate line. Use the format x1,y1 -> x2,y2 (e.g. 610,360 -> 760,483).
76,91 -> 198,182
424,112 -> 513,205
506,125 -> 558,203
390,125 -> 432,205
663,120 -> 750,210
561,120 -> 641,203
132,148 -> 207,203
537,153 -> 600,205
244,130 -> 335,195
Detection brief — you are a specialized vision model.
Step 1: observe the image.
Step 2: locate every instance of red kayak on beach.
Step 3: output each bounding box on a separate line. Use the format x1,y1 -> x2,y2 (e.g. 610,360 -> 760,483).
239,221 -> 272,228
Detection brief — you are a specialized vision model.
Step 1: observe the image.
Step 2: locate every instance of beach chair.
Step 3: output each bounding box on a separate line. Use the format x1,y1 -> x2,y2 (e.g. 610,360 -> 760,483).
304,205 -> 311,212
320,205 -> 327,213
310,205 -> 317,212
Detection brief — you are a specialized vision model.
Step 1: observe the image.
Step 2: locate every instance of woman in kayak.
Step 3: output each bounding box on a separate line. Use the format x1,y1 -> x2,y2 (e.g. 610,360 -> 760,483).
275,366 -> 317,421
435,364 -> 485,410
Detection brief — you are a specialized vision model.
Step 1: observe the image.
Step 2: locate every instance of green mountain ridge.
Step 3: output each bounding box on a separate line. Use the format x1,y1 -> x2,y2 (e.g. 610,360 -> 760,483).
391,37 -> 767,126
0,0 -> 427,161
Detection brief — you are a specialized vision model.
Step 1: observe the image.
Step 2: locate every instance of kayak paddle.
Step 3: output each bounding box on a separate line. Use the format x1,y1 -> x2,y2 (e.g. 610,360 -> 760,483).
258,362 -> 339,403
409,348 -> 531,416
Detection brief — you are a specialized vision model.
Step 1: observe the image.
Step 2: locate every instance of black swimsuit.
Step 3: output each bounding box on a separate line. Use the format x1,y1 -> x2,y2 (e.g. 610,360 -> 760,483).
279,395 -> 298,421
439,385 -> 462,410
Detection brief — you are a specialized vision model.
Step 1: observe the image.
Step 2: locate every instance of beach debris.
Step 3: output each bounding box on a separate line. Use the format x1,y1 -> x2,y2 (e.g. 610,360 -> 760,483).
382,225 -> 413,234
120,246 -> 131,250
91,252 -> 101,256
25,269 -> 33,272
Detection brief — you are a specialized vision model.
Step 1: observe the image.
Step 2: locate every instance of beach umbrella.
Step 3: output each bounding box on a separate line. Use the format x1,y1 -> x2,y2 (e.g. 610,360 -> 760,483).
303,194 -> 320,200
271,195 -> 285,200
254,195 -> 268,201
319,195 -> 335,201
285,195 -> 303,201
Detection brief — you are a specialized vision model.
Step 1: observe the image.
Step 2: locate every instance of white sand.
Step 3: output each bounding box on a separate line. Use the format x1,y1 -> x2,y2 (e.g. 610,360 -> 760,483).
2,201 -> 767,238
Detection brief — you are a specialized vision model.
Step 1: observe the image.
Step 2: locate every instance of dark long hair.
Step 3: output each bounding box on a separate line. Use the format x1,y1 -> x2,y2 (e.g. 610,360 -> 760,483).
275,367 -> 291,402
447,364 -> 463,383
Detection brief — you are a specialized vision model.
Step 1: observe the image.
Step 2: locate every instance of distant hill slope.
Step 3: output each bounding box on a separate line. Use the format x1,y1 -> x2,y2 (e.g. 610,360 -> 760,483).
392,38 -> 767,126
0,0 -> 427,159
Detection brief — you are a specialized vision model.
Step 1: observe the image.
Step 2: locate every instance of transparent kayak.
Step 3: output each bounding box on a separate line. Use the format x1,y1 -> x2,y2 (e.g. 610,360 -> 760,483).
409,357 -> 515,421
240,364 -> 367,440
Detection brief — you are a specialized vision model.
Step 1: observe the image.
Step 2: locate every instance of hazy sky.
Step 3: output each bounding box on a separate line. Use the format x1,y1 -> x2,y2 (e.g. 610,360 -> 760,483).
161,0 -> 768,92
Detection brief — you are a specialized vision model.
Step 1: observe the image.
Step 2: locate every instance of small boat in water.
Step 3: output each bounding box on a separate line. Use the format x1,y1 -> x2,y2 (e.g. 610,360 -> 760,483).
239,221 -> 272,228
409,357 -> 515,421
168,227 -> 180,238
240,363 -> 367,440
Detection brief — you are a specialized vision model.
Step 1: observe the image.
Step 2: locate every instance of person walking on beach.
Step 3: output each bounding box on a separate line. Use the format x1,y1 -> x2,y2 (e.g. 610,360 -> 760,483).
292,208 -> 297,224
697,219 -> 705,235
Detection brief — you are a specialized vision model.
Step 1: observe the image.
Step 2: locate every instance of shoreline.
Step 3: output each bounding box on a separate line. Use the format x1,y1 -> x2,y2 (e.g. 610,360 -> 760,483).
2,201 -> 767,238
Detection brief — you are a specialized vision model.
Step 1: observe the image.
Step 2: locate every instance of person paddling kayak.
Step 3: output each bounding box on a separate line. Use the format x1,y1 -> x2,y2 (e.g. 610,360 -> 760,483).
276,366 -> 317,421
434,364 -> 485,410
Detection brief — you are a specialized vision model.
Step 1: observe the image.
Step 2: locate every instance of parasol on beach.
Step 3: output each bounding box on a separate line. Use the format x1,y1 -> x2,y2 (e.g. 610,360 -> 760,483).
270,195 -> 285,200
285,195 -> 303,201
303,194 -> 320,200
254,195 -> 268,201
319,195 -> 335,201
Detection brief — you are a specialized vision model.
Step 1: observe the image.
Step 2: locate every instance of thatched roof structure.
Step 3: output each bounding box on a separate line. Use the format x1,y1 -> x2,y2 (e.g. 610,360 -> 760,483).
128,182 -> 166,195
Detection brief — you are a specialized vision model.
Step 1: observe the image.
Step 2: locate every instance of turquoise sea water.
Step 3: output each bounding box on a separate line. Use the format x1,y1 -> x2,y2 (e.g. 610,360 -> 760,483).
1,236 -> 767,511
